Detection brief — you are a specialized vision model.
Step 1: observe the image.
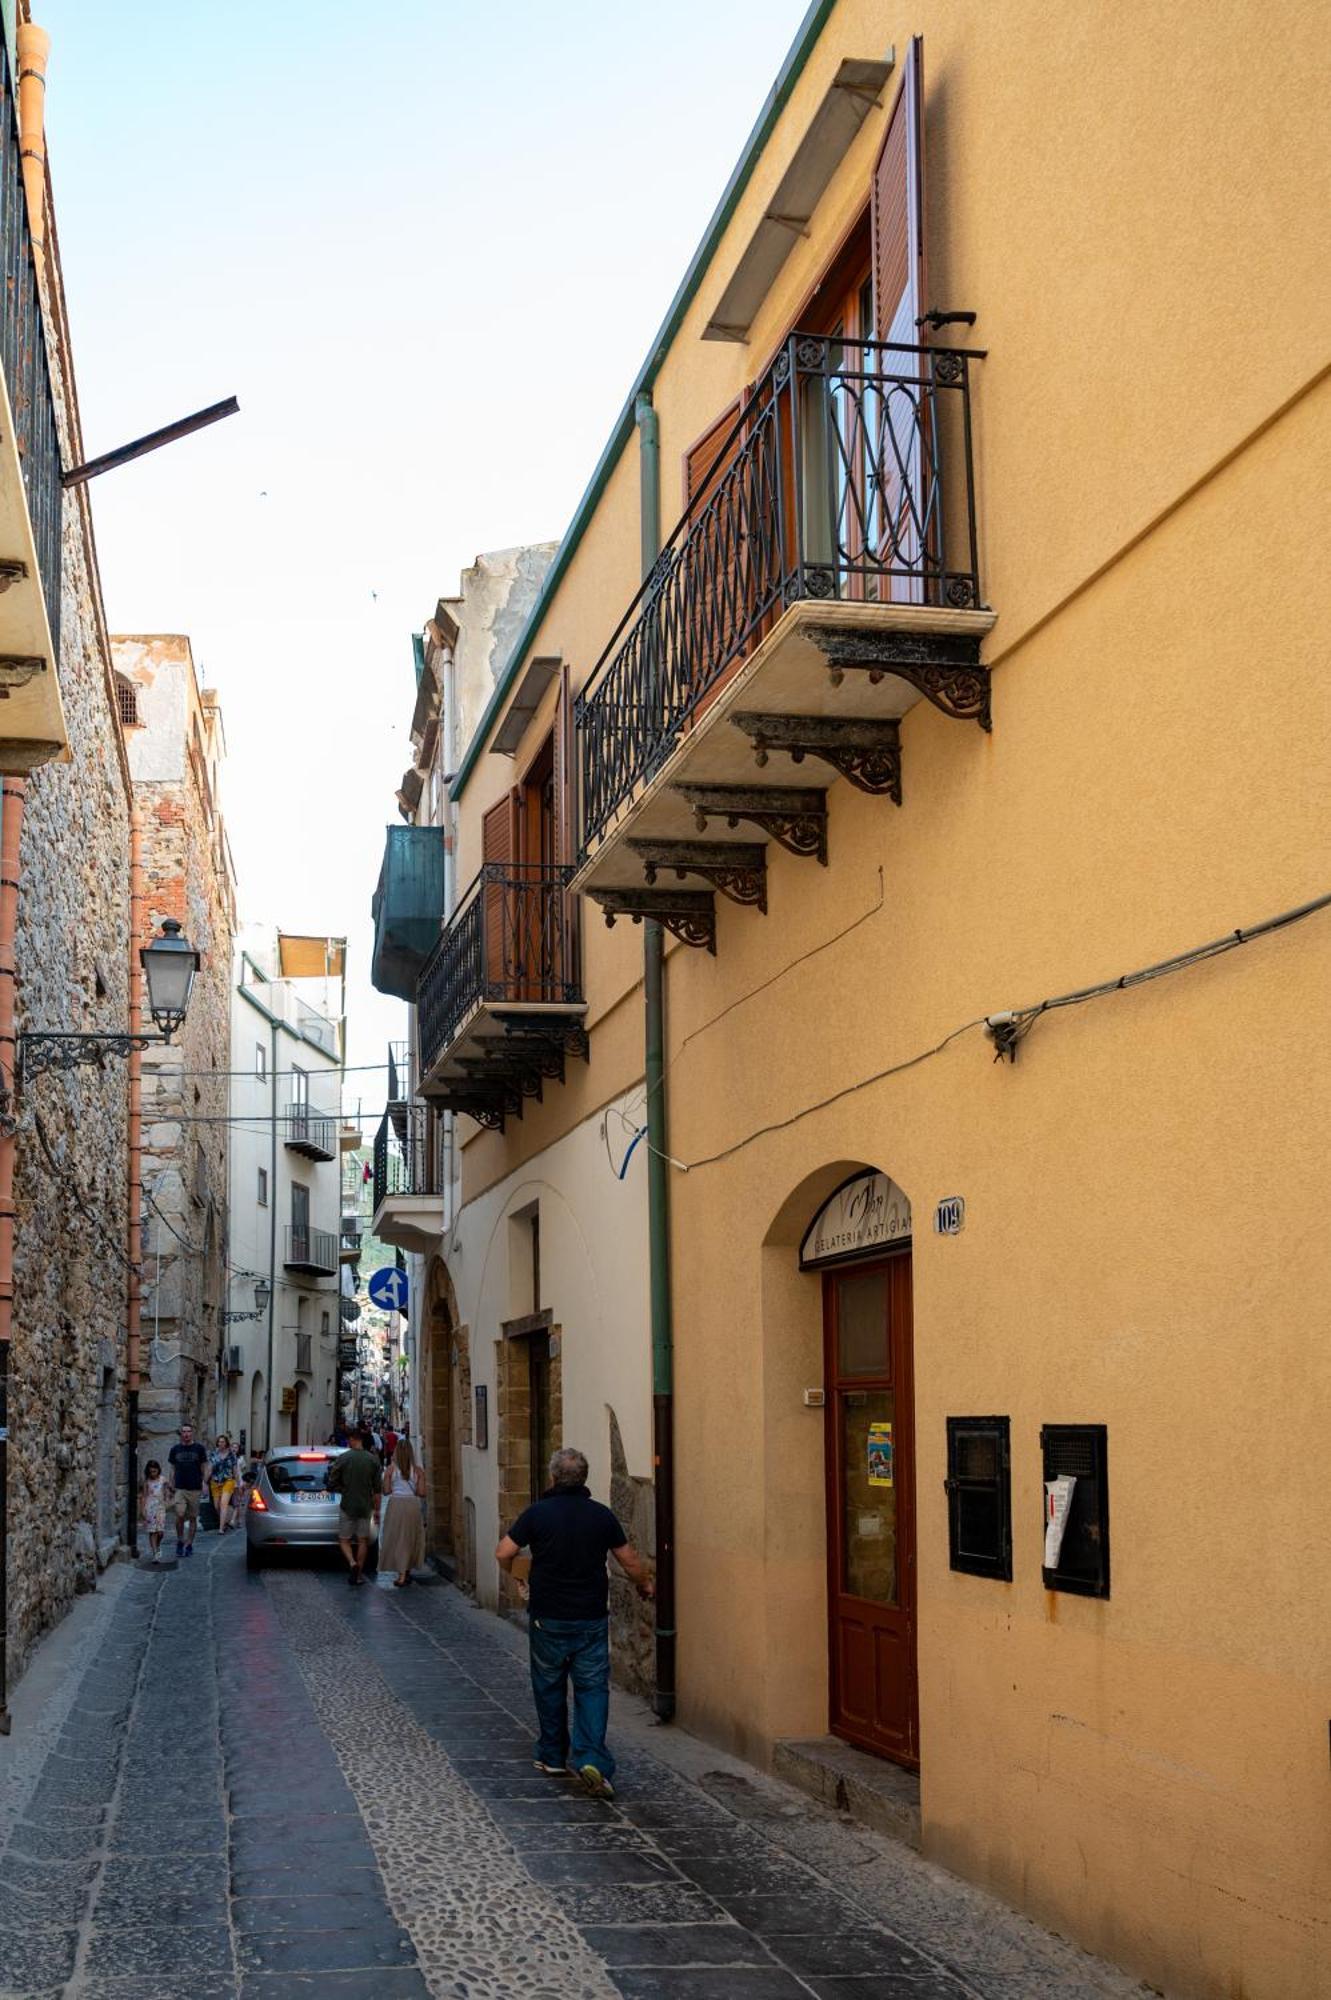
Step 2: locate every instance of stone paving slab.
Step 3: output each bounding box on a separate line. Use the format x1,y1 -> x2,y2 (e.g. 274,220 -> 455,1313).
0,1534 -> 1155,2000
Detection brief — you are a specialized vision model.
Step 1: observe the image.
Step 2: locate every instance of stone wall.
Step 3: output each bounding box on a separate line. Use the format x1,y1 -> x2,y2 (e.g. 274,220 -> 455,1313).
8,490 -> 131,1680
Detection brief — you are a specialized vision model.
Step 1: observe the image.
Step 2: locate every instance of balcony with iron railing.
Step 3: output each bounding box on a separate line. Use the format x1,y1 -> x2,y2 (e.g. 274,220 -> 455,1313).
415,864 -> 586,1132
282,1100 -> 339,1162
282,1224 -> 338,1277
0,34 -> 66,769
574,334 -> 994,951
371,1099 -> 451,1253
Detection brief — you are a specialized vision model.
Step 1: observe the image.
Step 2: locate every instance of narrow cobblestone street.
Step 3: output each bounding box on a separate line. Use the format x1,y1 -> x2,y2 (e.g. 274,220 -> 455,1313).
0,1541 -> 1149,2000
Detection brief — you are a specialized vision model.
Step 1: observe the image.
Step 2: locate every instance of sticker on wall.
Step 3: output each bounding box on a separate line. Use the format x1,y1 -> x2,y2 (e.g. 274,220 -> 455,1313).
868,1420 -> 894,1488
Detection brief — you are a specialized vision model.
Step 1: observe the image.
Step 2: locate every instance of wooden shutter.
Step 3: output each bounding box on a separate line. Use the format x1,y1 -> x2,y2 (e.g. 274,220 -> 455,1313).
550,665 -> 576,1000
871,35 -> 925,342
685,401 -> 742,508
871,37 -> 927,600
683,399 -> 754,707
481,791 -> 518,995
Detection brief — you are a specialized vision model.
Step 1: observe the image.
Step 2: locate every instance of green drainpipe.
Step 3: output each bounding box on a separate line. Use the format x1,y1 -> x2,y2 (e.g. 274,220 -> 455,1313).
635,390 -> 675,1723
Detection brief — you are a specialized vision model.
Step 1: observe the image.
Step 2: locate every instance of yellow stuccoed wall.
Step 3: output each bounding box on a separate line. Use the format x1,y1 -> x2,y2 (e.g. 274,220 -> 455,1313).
448,3 -> 1331,1992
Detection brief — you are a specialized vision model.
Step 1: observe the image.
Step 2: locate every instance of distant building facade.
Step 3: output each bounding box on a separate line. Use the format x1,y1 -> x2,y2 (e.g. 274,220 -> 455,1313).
226,929 -> 347,1451
116,637 -> 235,1466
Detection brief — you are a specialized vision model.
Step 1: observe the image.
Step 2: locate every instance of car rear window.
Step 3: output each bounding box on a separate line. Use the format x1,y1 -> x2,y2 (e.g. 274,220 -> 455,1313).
268,1456 -> 333,1493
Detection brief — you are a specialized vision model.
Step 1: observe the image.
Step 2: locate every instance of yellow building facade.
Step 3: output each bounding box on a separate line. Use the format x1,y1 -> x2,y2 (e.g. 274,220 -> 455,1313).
409,6 -> 1331,1994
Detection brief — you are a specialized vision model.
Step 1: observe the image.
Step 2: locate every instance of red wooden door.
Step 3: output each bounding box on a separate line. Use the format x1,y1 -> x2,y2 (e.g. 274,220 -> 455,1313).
824,1252 -> 918,1765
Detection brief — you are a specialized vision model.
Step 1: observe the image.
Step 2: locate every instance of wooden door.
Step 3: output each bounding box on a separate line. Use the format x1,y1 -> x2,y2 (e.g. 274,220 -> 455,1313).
870,36 -> 928,601
824,1252 -> 918,1765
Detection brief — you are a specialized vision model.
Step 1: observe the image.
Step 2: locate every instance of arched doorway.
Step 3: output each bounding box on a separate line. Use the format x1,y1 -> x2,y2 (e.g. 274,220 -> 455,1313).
421,1256 -> 467,1580
766,1164 -> 918,1769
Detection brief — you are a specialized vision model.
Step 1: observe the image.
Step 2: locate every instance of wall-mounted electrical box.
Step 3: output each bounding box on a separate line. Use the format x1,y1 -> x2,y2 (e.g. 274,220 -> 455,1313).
945,1416 -> 1011,1579
803,1388 -> 826,1408
1040,1424 -> 1110,1598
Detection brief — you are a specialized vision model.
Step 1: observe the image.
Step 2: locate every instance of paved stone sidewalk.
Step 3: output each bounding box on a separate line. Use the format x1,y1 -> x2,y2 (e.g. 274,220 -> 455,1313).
0,1539 -> 1152,1999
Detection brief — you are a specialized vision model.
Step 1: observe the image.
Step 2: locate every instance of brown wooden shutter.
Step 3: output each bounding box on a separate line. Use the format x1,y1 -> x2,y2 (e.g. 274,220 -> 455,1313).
685,401 -> 742,507
481,790 -> 518,994
551,663 -> 573,865
550,664 -> 576,995
871,36 -> 925,342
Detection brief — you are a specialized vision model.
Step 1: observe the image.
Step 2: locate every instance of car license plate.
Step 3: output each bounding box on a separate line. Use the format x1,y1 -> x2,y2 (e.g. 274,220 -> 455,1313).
295,1491 -> 331,1502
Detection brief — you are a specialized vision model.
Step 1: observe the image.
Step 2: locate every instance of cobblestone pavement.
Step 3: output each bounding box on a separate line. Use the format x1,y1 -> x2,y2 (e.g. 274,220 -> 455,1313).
0,1539 -> 1152,2000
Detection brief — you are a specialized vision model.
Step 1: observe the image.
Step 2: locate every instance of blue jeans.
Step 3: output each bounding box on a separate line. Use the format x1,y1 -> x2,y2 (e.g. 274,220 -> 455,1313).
528,1616 -> 614,1779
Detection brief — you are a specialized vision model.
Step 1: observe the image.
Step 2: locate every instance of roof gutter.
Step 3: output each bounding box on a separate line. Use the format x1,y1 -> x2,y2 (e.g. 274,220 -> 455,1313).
451,0 -> 837,803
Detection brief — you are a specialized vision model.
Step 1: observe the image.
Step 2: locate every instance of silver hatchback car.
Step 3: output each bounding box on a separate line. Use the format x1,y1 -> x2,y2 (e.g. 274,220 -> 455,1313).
244,1445 -> 378,1570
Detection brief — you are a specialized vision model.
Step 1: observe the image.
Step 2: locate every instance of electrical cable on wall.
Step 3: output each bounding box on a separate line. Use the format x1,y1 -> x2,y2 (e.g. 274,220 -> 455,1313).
639,885 -> 1331,1176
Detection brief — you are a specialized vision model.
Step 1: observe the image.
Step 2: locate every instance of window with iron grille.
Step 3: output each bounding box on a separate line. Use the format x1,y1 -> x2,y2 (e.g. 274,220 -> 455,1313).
115,674 -> 139,728
257,1167 -> 268,1207
945,1417 -> 1011,1580
1041,1424 -> 1110,1598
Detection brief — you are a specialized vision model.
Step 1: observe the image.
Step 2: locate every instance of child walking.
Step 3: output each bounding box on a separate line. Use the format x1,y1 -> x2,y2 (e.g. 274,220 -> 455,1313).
141,1459 -> 168,1562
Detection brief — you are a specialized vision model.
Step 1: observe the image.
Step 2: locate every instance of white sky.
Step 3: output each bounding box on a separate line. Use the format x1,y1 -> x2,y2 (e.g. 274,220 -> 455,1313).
40,0 -> 812,1128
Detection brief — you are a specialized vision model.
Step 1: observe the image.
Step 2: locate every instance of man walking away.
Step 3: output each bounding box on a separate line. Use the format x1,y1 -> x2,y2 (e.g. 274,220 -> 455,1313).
328,1425 -> 381,1585
167,1423 -> 209,1559
496,1446 -> 653,1799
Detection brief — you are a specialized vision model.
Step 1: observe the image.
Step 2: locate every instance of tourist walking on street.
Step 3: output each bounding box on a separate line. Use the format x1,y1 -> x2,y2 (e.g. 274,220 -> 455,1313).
496,1446 -> 654,1799
209,1433 -> 239,1533
327,1425 -> 381,1585
167,1422 -> 208,1559
140,1460 -> 167,1562
380,1437 -> 426,1587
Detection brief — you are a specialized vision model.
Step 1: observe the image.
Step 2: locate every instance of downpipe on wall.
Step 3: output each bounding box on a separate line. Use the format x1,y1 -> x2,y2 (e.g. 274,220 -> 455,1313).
635,390 -> 676,1723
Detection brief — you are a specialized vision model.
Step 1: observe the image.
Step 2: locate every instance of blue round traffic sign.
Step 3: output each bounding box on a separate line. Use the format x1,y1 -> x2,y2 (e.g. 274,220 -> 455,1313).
367,1266 -> 409,1314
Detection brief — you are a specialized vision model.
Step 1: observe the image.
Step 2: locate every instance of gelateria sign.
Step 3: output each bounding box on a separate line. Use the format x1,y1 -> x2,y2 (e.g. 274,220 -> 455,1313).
799,1171 -> 912,1269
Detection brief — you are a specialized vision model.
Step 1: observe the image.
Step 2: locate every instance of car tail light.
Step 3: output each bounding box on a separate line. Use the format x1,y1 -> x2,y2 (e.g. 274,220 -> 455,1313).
296,1453 -> 329,1461
248,1488 -> 268,1512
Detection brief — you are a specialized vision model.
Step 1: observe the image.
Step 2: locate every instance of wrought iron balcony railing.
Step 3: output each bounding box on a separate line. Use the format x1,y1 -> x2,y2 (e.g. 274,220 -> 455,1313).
0,37 -> 61,650
417,863 -> 579,1081
283,1101 -> 338,1161
372,1100 -> 448,1215
283,1224 -> 338,1275
576,334 -> 983,854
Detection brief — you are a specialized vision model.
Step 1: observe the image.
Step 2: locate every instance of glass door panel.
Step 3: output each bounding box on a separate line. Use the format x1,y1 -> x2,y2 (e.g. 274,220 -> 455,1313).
840,1388 -> 898,1604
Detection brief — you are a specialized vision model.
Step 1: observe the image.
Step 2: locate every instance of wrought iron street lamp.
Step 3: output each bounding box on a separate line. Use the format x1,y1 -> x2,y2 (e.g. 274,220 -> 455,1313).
222,1276 -> 271,1327
19,919 -> 202,1080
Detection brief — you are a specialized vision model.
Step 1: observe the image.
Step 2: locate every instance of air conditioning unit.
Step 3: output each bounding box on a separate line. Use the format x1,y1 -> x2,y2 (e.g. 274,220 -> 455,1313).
224,1345 -> 244,1375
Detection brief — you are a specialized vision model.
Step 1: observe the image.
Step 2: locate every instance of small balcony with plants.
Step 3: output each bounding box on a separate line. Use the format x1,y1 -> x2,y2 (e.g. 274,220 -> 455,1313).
574,333 -> 993,952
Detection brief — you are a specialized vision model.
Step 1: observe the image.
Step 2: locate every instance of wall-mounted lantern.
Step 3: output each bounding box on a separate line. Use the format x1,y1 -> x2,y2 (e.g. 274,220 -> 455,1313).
19,918 -> 201,1080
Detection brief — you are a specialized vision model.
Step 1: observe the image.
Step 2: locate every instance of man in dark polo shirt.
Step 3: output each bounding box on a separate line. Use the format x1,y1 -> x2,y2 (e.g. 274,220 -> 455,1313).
166,1423 -> 208,1559
496,1446 -> 653,1799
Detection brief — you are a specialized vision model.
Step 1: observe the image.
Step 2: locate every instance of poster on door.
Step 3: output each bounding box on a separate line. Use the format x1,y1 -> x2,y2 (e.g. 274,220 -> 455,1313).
867,1420 -> 894,1487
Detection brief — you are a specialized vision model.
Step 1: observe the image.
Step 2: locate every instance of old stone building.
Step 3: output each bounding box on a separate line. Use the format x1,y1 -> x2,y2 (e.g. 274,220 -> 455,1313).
115,636 -> 235,1464
1,12 -> 135,1684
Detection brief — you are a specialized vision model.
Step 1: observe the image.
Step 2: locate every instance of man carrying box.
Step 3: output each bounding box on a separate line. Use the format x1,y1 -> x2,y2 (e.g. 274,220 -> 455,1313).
496,1445 -> 653,1799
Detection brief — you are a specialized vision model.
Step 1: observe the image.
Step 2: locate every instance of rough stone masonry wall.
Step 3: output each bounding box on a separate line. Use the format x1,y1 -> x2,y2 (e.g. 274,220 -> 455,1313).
135,773 -> 233,1468
8,494 -> 131,1682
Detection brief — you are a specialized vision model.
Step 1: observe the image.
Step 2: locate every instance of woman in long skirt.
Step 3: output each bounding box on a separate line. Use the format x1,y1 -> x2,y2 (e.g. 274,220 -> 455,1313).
380,1437 -> 426,1587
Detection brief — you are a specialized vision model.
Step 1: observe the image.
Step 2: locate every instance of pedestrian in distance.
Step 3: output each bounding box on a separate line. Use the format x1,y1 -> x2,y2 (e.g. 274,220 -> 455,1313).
140,1460 -> 168,1562
327,1424 -> 381,1586
167,1422 -> 209,1559
496,1445 -> 654,1800
209,1433 -> 239,1534
380,1437 -> 426,1588
382,1421 -> 399,1465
